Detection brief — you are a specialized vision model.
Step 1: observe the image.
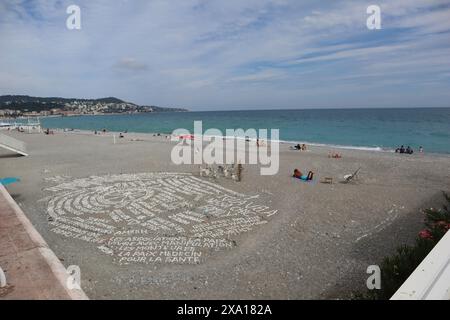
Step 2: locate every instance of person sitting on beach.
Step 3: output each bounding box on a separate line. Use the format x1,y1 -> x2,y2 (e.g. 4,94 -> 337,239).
293,169 -> 314,181
294,144 -> 301,150
119,133 -> 124,138
406,146 -> 413,154
419,146 -> 423,153
399,145 -> 405,154
301,144 -> 307,151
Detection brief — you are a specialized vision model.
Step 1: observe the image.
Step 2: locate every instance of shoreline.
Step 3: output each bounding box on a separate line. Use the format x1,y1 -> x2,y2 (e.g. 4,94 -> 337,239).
16,108 -> 448,155
44,127 -> 450,158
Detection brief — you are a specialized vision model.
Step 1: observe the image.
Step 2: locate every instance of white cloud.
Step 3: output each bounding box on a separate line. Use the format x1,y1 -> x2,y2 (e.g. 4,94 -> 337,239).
0,0 -> 449,109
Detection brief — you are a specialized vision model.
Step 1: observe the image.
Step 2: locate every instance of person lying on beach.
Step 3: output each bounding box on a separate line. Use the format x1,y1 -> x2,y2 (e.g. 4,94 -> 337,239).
293,169 -> 314,181
328,152 -> 342,159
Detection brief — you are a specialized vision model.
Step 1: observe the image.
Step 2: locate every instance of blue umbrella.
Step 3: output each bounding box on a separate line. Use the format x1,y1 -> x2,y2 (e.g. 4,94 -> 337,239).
0,177 -> 20,186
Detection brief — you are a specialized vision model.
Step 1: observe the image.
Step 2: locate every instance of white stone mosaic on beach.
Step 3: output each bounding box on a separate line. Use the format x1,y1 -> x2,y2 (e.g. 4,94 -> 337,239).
43,173 -> 277,265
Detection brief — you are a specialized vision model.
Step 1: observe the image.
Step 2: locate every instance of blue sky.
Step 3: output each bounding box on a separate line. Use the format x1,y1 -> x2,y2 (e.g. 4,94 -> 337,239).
1,0 -> 450,110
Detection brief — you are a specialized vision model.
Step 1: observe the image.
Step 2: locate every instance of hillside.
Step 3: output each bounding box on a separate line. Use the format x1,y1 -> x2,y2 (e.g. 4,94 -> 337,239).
0,95 -> 188,115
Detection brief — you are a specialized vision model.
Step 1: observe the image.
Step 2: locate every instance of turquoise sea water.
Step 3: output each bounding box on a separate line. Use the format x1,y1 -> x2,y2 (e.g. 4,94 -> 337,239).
40,108 -> 450,154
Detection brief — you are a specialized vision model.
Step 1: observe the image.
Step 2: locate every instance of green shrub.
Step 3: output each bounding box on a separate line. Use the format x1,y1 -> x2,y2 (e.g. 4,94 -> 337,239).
357,192 -> 450,300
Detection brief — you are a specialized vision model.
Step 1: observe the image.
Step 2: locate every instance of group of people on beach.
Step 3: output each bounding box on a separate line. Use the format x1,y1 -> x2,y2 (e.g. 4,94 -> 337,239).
328,152 -> 342,159
94,128 -> 109,134
395,145 -> 423,154
93,129 -> 127,138
293,143 -> 307,151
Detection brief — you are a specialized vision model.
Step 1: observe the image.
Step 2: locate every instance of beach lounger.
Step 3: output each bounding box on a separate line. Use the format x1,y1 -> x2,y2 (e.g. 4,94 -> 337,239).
343,167 -> 360,183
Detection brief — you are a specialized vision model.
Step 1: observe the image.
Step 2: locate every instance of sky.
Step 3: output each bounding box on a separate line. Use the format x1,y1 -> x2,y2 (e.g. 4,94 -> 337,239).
1,0 -> 450,111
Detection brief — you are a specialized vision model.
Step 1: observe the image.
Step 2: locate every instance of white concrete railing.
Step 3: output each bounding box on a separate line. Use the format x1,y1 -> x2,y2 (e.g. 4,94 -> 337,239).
0,132 -> 28,156
391,230 -> 450,300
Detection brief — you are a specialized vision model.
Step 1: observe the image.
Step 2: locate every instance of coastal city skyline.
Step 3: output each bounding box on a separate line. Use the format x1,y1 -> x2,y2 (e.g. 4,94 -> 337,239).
1,0 -> 450,110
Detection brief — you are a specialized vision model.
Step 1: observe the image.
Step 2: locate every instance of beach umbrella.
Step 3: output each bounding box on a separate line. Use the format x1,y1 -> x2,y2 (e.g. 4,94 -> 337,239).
0,177 -> 20,186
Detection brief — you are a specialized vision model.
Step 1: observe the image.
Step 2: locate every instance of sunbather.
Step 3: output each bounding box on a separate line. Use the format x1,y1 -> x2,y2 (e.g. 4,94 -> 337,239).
293,169 -> 314,181
328,152 -> 342,159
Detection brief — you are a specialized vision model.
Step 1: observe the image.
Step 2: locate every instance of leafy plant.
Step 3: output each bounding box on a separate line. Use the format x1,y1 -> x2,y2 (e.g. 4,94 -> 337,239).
356,192 -> 450,300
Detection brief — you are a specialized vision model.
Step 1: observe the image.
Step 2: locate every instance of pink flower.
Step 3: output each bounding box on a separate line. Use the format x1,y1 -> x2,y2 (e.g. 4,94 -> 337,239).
419,229 -> 433,240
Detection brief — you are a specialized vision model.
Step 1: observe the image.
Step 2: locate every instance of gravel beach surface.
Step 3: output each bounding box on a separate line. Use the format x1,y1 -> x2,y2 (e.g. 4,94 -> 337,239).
1,129 -> 449,299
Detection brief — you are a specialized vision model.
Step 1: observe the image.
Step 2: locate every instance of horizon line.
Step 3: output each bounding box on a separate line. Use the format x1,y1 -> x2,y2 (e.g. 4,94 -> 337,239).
1,94 -> 449,112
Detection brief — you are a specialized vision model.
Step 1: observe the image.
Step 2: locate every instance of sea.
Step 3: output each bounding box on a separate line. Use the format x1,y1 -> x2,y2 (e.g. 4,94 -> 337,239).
39,108 -> 450,154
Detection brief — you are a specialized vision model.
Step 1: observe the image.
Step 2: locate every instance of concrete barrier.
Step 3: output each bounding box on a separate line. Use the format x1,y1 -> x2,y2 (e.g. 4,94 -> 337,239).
391,230 -> 450,300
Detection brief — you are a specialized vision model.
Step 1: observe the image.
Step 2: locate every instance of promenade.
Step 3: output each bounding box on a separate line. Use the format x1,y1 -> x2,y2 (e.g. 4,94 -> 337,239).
0,184 -> 87,300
